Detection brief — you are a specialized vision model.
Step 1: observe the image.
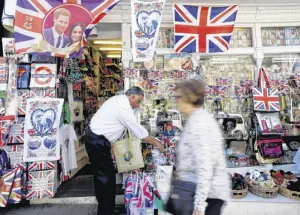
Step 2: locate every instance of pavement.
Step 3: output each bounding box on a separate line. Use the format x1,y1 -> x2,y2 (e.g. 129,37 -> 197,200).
0,204 -> 126,215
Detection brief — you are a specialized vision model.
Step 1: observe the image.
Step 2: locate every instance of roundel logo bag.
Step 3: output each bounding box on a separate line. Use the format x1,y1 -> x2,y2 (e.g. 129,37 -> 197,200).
114,132 -> 144,173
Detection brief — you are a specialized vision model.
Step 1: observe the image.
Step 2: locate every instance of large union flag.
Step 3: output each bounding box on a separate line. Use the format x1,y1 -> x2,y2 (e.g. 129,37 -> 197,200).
14,0 -> 120,57
252,88 -> 280,111
173,4 -> 238,53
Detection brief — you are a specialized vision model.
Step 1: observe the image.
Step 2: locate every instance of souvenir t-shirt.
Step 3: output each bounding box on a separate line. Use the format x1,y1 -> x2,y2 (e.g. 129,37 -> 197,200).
59,124 -> 78,175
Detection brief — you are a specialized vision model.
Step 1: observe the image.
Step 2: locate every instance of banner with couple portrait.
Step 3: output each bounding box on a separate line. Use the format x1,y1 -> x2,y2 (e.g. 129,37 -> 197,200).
14,0 -> 120,58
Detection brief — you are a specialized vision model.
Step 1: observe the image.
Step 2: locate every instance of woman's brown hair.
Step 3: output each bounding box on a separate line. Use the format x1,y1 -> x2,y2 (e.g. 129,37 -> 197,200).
175,80 -> 206,106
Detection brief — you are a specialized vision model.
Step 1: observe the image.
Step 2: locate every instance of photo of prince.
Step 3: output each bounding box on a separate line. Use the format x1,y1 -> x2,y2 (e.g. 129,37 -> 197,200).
43,8 -> 71,48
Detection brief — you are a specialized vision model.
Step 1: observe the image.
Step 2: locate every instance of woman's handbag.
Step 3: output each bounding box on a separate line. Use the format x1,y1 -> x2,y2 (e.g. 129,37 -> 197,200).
165,180 -> 196,215
114,131 -> 144,173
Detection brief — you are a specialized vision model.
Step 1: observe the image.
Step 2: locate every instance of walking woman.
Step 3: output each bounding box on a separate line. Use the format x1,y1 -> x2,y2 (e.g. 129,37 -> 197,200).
166,80 -> 230,215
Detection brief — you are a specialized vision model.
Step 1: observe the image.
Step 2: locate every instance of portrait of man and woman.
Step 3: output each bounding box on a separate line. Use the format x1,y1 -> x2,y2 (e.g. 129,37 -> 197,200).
43,7 -> 87,54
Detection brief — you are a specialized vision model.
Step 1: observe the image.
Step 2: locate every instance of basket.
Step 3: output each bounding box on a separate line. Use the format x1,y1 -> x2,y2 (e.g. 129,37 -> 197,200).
279,187 -> 300,200
232,186 -> 248,199
246,178 -> 279,198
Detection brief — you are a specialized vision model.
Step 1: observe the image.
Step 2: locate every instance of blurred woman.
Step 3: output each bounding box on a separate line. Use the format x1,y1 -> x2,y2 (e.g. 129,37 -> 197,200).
166,80 -> 230,215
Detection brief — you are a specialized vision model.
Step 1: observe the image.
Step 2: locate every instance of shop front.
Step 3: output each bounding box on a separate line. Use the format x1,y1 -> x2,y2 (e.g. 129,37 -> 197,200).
0,0 -> 300,215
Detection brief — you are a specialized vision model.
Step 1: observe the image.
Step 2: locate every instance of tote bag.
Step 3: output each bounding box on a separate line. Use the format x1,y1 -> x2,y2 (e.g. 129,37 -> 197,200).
114,131 -> 144,173
252,68 -> 280,112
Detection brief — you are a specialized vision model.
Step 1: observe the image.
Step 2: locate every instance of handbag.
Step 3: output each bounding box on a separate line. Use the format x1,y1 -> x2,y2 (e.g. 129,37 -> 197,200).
256,135 -> 284,159
114,130 -> 144,173
165,179 -> 196,215
252,68 -> 280,112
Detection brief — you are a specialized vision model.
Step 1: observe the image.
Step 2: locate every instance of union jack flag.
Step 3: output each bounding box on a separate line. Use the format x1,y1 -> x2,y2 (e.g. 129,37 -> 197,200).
0,115 -> 15,147
8,168 -> 23,205
0,168 -> 17,207
30,89 -> 56,98
3,145 -> 26,169
26,170 -> 55,200
163,136 -> 176,147
235,85 -> 243,99
252,88 -> 280,111
173,4 -> 238,53
216,85 -> 227,99
278,79 -> 289,95
7,117 -> 25,144
124,176 -> 133,204
28,161 -> 56,171
142,176 -> 153,207
14,0 -> 120,56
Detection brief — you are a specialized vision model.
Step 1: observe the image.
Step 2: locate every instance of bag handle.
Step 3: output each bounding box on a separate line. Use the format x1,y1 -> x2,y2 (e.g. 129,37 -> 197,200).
119,129 -> 133,140
257,67 -> 271,88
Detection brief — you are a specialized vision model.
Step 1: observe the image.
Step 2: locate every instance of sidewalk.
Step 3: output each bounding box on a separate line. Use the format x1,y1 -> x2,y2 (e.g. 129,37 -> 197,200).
0,204 -> 126,215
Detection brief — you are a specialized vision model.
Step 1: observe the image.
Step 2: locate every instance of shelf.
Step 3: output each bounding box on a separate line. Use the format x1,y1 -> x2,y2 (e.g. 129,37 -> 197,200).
105,63 -> 122,71
104,75 -> 120,81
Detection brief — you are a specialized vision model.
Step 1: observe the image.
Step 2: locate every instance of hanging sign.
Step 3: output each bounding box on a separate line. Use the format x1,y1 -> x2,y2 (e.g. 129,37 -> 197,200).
30,64 -> 56,88
23,98 -> 64,162
14,0 -> 120,58
131,0 -> 166,62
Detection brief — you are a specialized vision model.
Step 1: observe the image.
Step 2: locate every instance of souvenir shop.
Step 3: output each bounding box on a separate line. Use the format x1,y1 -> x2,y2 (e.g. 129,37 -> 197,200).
0,0 -> 300,215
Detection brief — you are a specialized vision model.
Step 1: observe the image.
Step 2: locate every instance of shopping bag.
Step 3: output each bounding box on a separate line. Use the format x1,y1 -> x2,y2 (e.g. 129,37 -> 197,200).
114,134 -> 144,173
155,166 -> 173,201
252,68 -> 280,112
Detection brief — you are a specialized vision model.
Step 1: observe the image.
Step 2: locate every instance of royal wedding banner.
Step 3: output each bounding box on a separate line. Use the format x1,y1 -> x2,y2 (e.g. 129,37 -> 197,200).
131,0 -> 166,62
23,98 -> 64,162
14,0 -> 120,58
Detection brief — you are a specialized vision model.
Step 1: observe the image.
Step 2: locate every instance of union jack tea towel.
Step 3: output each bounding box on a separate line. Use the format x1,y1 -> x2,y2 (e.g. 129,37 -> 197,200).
17,89 -> 30,115
26,170 -> 55,200
0,168 -> 17,207
17,64 -> 30,89
8,167 -> 23,205
23,98 -> 64,162
131,0 -> 166,62
7,117 -> 25,144
0,115 -> 15,147
3,145 -> 26,169
173,4 -> 238,53
30,89 -> 56,98
30,64 -> 56,88
0,57 -> 8,83
14,0 -> 120,58
28,161 -> 56,172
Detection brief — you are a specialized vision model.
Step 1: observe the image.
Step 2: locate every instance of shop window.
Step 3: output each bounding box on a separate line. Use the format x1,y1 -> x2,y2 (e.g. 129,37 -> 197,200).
229,28 -> 252,48
262,54 -> 300,81
130,27 -> 252,49
262,27 -> 300,47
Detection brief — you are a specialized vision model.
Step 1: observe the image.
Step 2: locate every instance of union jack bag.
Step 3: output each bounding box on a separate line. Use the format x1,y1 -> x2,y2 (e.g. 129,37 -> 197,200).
252,68 -> 280,112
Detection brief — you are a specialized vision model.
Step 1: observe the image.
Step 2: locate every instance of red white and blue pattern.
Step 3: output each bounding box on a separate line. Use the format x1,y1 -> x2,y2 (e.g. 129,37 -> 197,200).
124,176 -> 133,204
14,0 -> 120,57
3,145 -> 26,169
142,176 -> 153,207
173,4 -> 238,53
8,168 -> 23,204
0,116 -> 15,147
26,170 -> 55,200
0,168 -> 17,207
252,88 -> 280,111
28,161 -> 56,172
17,89 -> 30,115
7,117 -> 25,144
30,89 -> 56,98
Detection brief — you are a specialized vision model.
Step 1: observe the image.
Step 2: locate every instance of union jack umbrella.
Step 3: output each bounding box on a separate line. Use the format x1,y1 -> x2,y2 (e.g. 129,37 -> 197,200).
0,115 -> 15,147
8,168 -> 23,205
124,176 -> 133,204
252,88 -> 280,111
173,4 -> 238,53
28,161 -> 56,172
26,170 -> 55,200
142,176 -> 153,207
0,168 -> 17,207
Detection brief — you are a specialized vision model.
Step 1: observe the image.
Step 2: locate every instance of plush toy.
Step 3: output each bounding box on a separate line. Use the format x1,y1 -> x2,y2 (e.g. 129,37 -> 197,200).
232,173 -> 247,190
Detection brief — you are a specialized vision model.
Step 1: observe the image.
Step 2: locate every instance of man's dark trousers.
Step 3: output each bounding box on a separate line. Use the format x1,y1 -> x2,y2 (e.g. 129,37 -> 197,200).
85,127 -> 116,215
